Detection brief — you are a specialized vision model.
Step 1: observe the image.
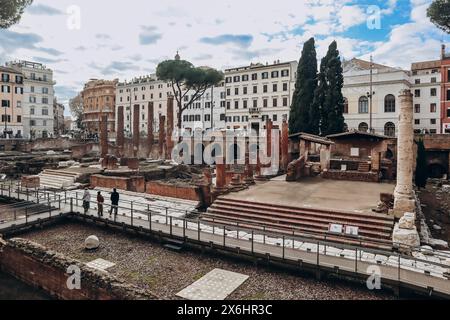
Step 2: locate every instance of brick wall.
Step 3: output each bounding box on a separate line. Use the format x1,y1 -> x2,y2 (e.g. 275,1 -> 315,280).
322,170 -> 379,182
146,181 -> 201,201
90,175 -> 145,193
0,238 -> 156,300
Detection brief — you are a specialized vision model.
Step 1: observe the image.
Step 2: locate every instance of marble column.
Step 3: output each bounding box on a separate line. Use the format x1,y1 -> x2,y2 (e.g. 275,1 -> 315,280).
393,89 -> 416,218
147,102 -> 154,158
166,96 -> 174,159
215,159 -> 226,189
116,106 -> 124,157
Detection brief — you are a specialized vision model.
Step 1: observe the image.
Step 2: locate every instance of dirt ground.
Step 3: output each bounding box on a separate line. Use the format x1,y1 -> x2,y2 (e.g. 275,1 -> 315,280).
18,221 -> 399,300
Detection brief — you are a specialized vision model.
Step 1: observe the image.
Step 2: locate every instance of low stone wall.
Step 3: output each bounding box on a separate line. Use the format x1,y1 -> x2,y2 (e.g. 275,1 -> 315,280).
0,238 -> 156,300
322,169 -> 379,182
90,175 -> 145,193
146,181 -> 201,201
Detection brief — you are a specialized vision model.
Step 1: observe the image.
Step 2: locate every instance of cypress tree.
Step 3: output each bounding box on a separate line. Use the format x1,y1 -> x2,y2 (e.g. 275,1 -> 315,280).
289,37 -> 318,134
415,138 -> 428,189
318,41 -> 345,136
311,62 -> 327,136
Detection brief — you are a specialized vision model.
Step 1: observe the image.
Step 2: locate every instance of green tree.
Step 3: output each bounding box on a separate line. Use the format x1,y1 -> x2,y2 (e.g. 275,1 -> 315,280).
427,0 -> 450,34
415,138 -> 428,189
319,41 -> 345,136
69,94 -> 84,130
289,37 -> 318,134
0,0 -> 33,29
156,57 -> 223,130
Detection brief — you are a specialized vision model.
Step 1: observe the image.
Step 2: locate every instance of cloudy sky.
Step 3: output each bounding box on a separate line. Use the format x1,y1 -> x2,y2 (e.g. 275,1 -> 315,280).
1,0 -> 449,115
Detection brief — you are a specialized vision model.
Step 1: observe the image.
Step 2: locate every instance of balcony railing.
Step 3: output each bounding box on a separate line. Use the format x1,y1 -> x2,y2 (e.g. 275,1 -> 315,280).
249,107 -> 261,115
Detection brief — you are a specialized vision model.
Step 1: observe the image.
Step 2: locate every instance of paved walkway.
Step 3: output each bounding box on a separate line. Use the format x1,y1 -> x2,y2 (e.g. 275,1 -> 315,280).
0,187 -> 449,298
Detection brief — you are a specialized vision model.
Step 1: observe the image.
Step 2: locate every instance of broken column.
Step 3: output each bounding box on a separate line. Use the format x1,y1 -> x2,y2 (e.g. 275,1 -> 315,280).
147,102 -> 154,158
159,115 -> 166,159
393,90 -> 416,218
280,119 -> 289,172
214,158 -> 227,191
100,114 -> 108,158
117,106 -> 125,157
166,96 -> 175,160
133,104 -> 140,157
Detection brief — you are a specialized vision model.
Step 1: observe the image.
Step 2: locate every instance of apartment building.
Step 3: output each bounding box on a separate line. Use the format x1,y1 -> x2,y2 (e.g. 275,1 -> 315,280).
410,60 -> 441,134
342,58 -> 411,137
6,61 -> 55,139
81,79 -> 117,136
53,97 -> 65,136
0,66 -> 24,138
116,75 -> 175,137
181,82 -> 226,131
440,45 -> 450,133
223,60 -> 298,132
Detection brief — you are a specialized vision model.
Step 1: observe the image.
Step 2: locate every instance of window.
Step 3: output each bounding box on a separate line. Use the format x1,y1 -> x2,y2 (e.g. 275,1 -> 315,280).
242,75 -> 249,81
358,122 -> 368,132
283,97 -> 288,107
226,101 -> 230,109
414,89 -> 420,97
273,114 -> 278,121
253,86 -> 257,94
1,100 -> 10,108
234,101 -> 239,109
220,114 -> 225,121
17,115 -> 21,123
42,87 -> 49,94
243,100 -> 248,109
1,85 -> 10,93
30,86 -> 34,93
205,114 -> 211,121
415,79 -> 420,84
225,77 -> 232,83
430,88 -> 437,96
414,104 -> 421,113
262,72 -> 269,79
358,96 -> 368,113
1,73 -> 10,82
30,107 -> 35,115
431,77 -> 437,83
384,122 -> 395,137
447,109 -> 450,117
271,71 -> 279,78
251,73 -> 257,81
273,98 -> 277,107
384,94 -> 396,113
447,89 -> 450,101
430,103 -> 437,113
263,99 -> 268,108
281,69 -> 289,77
253,100 -> 257,108
273,84 -> 278,92
431,119 -> 436,125
414,119 -> 420,125
283,83 -> 288,91
263,85 -> 268,93
30,120 -> 36,126
243,87 -> 247,95
42,97 -> 49,104
233,76 -> 240,82
235,88 -> 239,95
42,108 -> 49,116
343,97 -> 348,114
226,88 -> 231,96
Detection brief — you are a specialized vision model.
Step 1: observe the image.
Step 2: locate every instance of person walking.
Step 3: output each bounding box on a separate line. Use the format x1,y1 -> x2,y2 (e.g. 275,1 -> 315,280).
109,188 -> 119,218
97,191 -> 104,217
82,188 -> 91,214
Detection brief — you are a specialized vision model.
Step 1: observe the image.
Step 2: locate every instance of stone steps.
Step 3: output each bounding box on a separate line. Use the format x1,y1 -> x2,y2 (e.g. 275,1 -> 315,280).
38,169 -> 80,190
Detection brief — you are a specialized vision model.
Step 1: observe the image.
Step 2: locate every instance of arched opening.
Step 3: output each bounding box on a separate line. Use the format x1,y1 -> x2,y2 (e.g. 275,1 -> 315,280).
358,122 -> 369,132
358,96 -> 368,114
384,122 -> 396,137
384,94 -> 396,113
343,97 -> 349,114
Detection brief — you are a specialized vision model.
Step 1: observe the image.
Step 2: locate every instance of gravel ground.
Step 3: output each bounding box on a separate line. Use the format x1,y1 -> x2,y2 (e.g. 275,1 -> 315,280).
20,221 -> 398,300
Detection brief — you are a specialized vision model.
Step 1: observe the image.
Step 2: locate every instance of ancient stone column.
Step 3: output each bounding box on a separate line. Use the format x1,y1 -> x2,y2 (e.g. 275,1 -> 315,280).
159,115 -> 166,159
147,102 -> 154,158
166,96 -> 175,160
215,160 -> 226,189
100,114 -> 108,158
133,104 -> 140,157
116,106 -> 125,157
393,90 -> 416,218
281,119 -> 289,171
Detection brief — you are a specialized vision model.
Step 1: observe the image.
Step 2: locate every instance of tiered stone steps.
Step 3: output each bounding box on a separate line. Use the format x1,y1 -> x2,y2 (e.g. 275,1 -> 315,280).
203,198 -> 395,250
38,170 -> 80,190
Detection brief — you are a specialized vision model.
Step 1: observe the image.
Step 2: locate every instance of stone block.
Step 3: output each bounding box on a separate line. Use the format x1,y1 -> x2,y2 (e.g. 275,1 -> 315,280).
398,212 -> 416,230
21,176 -> 40,189
392,223 -> 420,250
85,235 -> 100,250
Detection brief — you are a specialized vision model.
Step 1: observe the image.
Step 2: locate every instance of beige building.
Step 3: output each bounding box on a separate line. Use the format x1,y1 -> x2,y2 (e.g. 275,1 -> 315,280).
223,60 -> 298,132
0,66 -> 24,138
53,97 -> 65,136
81,79 -> 118,135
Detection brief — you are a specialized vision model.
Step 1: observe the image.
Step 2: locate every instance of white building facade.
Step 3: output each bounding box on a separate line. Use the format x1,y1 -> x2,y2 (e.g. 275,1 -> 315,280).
223,60 -> 298,132
410,60 -> 441,134
6,61 -> 55,139
342,58 -> 410,137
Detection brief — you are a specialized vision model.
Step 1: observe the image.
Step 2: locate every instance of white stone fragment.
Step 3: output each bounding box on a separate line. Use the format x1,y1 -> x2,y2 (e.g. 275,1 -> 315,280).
85,235 -> 100,250
392,223 -> 420,248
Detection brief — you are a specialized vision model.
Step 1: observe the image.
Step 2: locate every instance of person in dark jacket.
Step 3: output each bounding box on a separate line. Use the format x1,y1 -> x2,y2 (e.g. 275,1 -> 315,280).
109,188 -> 119,217
97,191 -> 104,217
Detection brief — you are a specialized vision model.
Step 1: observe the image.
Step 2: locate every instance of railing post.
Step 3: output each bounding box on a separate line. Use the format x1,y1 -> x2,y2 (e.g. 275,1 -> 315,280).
75,192 -> 78,207
183,218 -> 186,239
212,218 -> 215,235
48,198 -> 51,218
26,188 -> 29,202
317,241 -> 320,266
25,207 -> 28,224
14,209 -> 16,220
263,226 -> 266,244
149,211 -> 152,230
70,197 -> 73,213
165,207 -> 168,225
8,184 -> 11,198
223,226 -> 226,247
170,216 -> 173,236
355,248 -> 358,272
58,195 -> 61,210
237,222 -> 240,240
251,230 -> 254,255
17,185 -> 19,200
64,190 -> 67,204
131,202 -> 134,227
282,236 -> 285,260
198,220 -> 200,241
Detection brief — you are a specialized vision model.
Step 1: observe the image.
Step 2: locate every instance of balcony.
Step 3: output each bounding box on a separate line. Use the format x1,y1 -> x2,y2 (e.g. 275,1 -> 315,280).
249,107 -> 261,115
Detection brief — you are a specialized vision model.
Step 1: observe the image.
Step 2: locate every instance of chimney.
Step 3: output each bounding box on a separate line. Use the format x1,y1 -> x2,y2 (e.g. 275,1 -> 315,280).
442,44 -> 446,60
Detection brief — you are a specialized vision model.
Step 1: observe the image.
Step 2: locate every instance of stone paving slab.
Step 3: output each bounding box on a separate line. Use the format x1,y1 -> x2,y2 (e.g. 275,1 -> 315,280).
176,269 -> 249,300
86,258 -> 116,271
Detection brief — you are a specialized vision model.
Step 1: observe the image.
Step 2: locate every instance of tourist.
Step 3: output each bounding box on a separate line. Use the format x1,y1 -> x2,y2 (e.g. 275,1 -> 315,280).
82,188 -> 91,214
97,191 -> 104,217
109,188 -> 119,217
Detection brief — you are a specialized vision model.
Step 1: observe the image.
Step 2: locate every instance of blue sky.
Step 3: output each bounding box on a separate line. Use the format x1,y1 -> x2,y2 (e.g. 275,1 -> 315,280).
0,0 -> 449,115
